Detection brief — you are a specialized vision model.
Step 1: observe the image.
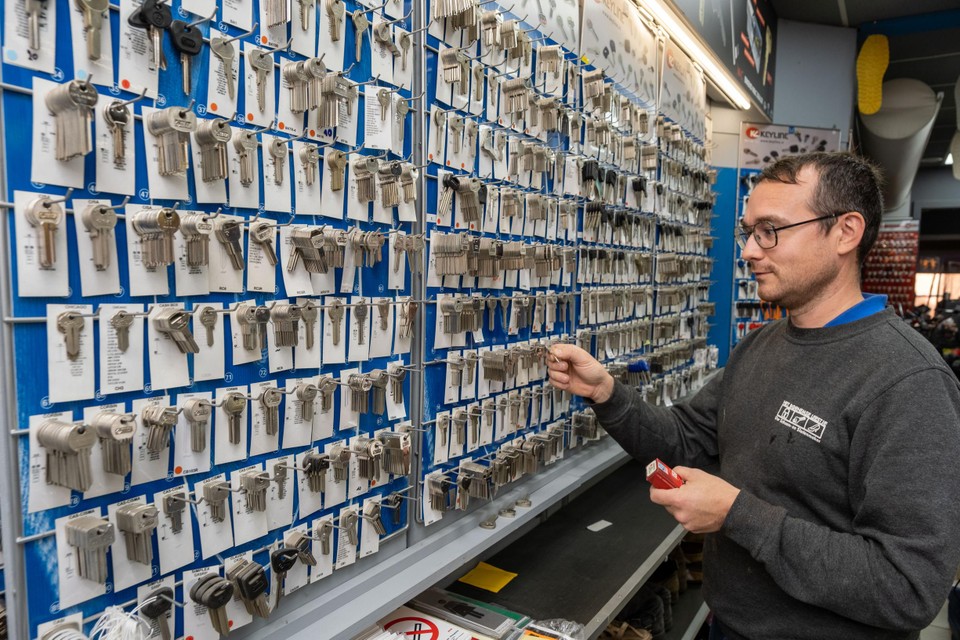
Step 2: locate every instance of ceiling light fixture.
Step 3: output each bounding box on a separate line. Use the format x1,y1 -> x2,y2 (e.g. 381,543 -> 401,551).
638,0 -> 753,110
946,153 -> 954,166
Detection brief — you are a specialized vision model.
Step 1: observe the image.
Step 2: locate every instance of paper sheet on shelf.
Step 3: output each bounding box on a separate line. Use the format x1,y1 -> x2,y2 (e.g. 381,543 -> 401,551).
457,561 -> 518,593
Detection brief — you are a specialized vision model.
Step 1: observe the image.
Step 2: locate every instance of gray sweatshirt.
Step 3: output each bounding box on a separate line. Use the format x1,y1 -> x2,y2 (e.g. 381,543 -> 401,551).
591,309 -> 960,639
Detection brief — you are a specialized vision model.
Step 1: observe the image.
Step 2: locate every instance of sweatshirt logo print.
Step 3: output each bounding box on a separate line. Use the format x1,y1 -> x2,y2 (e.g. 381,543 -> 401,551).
775,401 -> 828,443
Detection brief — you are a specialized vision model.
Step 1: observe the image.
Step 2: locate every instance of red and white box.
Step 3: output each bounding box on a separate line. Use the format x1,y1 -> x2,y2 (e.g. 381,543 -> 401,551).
646,459 -> 684,489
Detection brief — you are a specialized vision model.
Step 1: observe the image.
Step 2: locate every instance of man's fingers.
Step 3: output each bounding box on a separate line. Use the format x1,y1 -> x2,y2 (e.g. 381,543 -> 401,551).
547,358 -> 568,372
649,486 -> 677,506
547,371 -> 570,385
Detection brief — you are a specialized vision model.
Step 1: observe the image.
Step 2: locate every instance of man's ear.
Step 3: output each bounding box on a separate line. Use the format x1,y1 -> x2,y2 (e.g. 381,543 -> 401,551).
835,212 -> 865,257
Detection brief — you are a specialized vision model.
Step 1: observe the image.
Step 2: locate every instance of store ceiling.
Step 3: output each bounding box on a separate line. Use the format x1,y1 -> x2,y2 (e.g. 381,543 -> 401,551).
770,0 -> 960,164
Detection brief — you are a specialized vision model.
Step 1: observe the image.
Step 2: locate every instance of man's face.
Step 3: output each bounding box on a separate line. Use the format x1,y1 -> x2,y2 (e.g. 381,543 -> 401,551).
741,167 -> 841,311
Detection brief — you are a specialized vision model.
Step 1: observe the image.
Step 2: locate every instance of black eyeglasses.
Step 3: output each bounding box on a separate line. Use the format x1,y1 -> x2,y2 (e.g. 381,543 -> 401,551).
736,213 -> 840,250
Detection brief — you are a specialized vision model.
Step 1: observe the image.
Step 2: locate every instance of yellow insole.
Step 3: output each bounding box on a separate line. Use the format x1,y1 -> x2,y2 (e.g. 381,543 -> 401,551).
857,34 -> 889,115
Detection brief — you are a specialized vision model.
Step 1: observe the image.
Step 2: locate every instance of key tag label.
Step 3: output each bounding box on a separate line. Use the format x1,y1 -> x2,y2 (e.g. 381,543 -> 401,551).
443,352 -> 461,405
131,396 -> 173,486
182,567 -> 218,640
117,0 -> 158,97
3,0 -> 56,73
282,525 -> 310,592
318,152 -> 347,220
222,552 -> 255,630
55,508 -> 107,608
294,447 -> 323,517
261,133 -> 294,212
322,296 -> 347,364
266,454 -> 295,530
140,107 -> 190,201
31,78 -> 85,189
246,219 -> 277,294
108,495 -> 154,592
205,38 -> 239,117
334,508 -> 359,569
275,55 -> 304,136
124,204 -> 172,297
369,14 -> 395,86
68,0 -> 114,87
293,298 -> 322,369
230,463 -> 269,546
208,213 -> 246,293
363,86 -> 392,151
359,495 -> 382,558
258,0 -> 288,49
222,0 -> 254,29
279,227 -> 316,298
195,474 -> 236,559
136,576 -> 177,639
293,141 -> 323,216
82,402 -> 126,499
346,434 -> 369,499
421,472 -> 444,527
387,232 -> 405,290
193,303 -> 226,382
391,93 -> 406,159
433,410 -> 450,465
95,100 -> 137,196
174,214 -> 212,298
191,132 -> 228,205
311,514 -> 335,582
290,0 -> 318,57
27,410 -> 73,514
322,440 -> 348,508
47,303 -> 96,403
147,302 -> 191,391
281,378 -> 312,448
73,199 -> 122,297
347,298 -> 370,362
227,125 -> 262,208
312,374 -> 335,441
368,297 -> 394,359
173,391 -> 214,477
385,361 -> 406,421
214,385 -> 250,465
249,380 -> 279,456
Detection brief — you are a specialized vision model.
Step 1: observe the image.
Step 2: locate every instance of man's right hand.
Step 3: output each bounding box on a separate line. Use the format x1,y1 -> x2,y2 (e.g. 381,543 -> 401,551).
547,344 -> 615,404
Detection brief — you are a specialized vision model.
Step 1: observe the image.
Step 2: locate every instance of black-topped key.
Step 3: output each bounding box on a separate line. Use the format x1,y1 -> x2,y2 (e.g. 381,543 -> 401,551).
270,547 -> 300,609
141,587 -> 173,640
169,20 -> 203,95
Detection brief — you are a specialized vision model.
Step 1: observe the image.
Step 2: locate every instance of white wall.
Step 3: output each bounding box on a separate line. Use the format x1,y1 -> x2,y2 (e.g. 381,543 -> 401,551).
772,19 -> 857,150
913,168 -> 960,214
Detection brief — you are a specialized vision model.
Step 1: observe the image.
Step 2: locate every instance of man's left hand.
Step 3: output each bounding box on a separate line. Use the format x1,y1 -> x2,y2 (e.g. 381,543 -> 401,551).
649,467 -> 741,534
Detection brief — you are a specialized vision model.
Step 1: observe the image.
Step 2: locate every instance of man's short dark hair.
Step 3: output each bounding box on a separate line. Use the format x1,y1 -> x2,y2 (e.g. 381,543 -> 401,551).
757,152 -> 884,265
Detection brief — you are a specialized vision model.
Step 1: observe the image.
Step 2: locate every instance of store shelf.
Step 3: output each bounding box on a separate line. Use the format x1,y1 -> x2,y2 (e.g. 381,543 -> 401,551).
232,438 -> 631,640
445,460 -> 687,640
664,585 -> 709,640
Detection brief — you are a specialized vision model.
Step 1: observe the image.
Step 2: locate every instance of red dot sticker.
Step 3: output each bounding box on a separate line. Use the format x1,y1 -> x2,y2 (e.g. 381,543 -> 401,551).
210,102 -> 219,111
121,79 -> 131,89
174,466 -> 183,474
228,621 -> 234,628
247,113 -> 254,121
309,129 -> 316,136
460,163 -> 465,169
446,160 -> 451,166
278,122 -> 286,130
261,36 -> 268,45
428,153 -> 434,160
455,222 -> 460,228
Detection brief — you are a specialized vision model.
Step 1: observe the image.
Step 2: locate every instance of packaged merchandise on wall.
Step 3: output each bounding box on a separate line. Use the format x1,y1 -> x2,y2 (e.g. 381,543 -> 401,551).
0,0 -> 717,636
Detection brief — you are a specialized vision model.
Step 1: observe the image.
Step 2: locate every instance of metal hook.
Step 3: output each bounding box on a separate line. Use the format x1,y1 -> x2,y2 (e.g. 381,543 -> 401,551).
404,90 -> 425,101
43,188 -> 75,206
187,8 -> 217,28
344,142 -> 366,155
105,196 -> 131,211
266,37 -> 293,53
254,118 -> 277,134
405,25 -> 429,35
529,31 -> 554,41
117,86 -> 149,107
385,9 -> 413,23
365,0 -> 390,10
275,211 -> 298,227
355,73 -> 381,86
221,22 -> 259,44
168,491 -> 203,505
207,206 -> 224,220
341,61 -> 358,76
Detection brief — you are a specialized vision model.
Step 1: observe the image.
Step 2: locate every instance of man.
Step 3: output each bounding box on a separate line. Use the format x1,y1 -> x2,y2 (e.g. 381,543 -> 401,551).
548,152 -> 960,640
